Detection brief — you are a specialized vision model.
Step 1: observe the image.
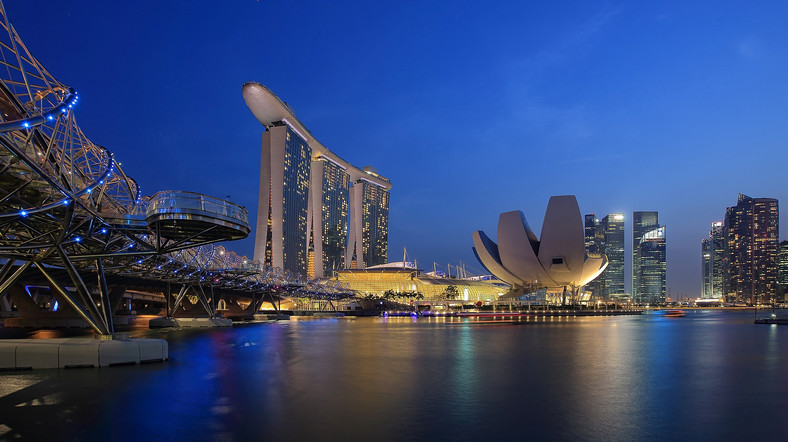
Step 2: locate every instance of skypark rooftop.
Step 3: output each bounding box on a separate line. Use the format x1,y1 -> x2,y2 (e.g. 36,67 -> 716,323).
242,81 -> 391,190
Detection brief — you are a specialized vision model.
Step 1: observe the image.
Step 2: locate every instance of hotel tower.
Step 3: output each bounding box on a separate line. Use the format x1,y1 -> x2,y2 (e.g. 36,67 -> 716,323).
242,82 -> 392,277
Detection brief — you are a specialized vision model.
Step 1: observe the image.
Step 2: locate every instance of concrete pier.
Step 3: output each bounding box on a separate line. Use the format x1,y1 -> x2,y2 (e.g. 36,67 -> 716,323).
0,336 -> 168,370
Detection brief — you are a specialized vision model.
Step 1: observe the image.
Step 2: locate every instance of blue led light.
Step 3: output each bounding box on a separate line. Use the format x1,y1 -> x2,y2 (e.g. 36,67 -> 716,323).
86,188 -> 92,194
74,236 -> 82,243
19,210 -> 27,217
63,199 -> 70,205
47,115 -> 54,121
22,122 -> 29,128
100,228 -> 107,234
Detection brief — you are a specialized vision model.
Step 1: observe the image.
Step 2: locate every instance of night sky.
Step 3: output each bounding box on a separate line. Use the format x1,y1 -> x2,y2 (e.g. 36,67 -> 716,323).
7,1 -> 788,298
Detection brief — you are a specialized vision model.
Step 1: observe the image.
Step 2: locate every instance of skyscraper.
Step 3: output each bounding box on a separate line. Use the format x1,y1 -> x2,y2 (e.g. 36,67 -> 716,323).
256,123 -> 312,275
347,170 -> 390,268
584,214 -> 603,298
633,211 -> 659,301
309,156 -> 350,276
636,226 -> 666,305
244,82 -> 392,277
778,241 -> 788,302
723,194 -> 778,304
701,221 -> 724,299
601,213 -> 625,297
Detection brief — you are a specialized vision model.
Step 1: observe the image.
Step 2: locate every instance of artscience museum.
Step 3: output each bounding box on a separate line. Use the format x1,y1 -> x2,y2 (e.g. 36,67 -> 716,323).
472,195 -> 608,302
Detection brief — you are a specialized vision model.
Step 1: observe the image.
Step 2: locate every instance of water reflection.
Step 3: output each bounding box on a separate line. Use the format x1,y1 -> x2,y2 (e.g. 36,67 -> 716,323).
0,311 -> 786,440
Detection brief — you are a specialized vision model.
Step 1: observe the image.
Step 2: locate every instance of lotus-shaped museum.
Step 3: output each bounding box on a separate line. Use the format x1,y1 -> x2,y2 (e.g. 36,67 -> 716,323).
472,195 -> 608,298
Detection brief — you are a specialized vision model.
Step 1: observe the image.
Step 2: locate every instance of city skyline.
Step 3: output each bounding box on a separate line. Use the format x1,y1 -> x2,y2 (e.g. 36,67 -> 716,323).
6,1 -> 788,296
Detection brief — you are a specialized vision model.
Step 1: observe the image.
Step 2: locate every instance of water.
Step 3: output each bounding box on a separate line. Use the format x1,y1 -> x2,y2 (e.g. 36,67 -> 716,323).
1,310 -> 787,441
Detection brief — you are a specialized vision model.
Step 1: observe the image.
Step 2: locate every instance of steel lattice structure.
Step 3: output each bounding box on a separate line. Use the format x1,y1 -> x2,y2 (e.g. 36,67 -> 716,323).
0,4 -> 354,335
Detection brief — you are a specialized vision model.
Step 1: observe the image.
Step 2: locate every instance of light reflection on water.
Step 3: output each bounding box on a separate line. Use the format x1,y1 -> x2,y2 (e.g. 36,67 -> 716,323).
0,311 -> 786,441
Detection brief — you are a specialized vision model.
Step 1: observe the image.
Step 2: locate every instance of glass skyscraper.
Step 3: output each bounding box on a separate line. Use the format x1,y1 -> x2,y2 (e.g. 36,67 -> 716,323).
701,221 -> 724,299
246,83 -> 392,278
636,226 -> 666,305
314,158 -> 350,276
723,194 -> 778,304
281,126 -> 312,274
778,241 -> 788,301
601,213 -> 625,297
360,178 -> 390,267
583,214 -> 603,298
633,211 -> 659,301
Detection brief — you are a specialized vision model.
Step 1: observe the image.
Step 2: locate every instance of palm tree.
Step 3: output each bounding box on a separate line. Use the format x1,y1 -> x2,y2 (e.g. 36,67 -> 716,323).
443,285 -> 459,300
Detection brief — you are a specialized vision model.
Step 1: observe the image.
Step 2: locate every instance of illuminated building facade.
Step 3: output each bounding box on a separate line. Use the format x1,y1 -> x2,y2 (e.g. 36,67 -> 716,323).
601,213 -> 625,298
311,157 -> 350,275
583,214 -> 603,298
701,221 -> 724,299
723,194 -> 778,304
635,226 -> 666,305
255,124 -> 312,274
778,241 -> 788,301
244,82 -> 392,277
357,174 -> 389,267
334,265 -> 505,301
633,211 -> 659,301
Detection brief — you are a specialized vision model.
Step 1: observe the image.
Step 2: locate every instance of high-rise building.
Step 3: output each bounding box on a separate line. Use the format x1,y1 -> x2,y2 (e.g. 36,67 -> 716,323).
255,123 -> 312,275
777,241 -> 788,302
701,221 -> 724,299
584,214 -> 601,254
723,194 -> 778,304
363,176 -> 389,266
636,226 -> 666,305
583,214 -> 602,298
310,156 -> 350,276
633,211 -> 659,301
601,213 -> 625,297
244,82 -> 392,277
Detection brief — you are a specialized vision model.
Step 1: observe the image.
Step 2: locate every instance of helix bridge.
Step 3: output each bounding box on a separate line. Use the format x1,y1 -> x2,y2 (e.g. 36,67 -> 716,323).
0,4 -> 352,336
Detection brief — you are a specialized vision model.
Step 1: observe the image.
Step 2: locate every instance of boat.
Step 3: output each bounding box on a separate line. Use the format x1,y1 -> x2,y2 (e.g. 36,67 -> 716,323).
754,317 -> 788,325
754,304 -> 788,324
664,309 -> 686,317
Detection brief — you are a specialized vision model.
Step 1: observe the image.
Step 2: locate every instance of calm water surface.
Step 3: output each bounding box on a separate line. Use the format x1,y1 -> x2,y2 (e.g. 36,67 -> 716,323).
1,310 -> 786,441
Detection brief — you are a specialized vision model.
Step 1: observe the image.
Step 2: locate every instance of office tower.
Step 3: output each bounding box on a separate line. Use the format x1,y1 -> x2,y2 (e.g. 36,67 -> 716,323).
636,226 -> 666,305
778,241 -> 788,301
723,194 -> 778,303
633,211 -> 659,301
701,222 -> 724,298
584,214 -> 600,254
245,82 -> 391,277
601,213 -> 625,297
584,214 -> 603,298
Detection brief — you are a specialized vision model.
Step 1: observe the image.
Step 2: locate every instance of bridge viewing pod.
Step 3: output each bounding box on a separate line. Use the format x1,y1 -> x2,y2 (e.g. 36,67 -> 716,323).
146,191 -> 250,242
0,4 -> 254,338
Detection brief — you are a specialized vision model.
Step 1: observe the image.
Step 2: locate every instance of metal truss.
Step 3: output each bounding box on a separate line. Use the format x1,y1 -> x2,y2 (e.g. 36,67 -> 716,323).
0,4 -> 353,335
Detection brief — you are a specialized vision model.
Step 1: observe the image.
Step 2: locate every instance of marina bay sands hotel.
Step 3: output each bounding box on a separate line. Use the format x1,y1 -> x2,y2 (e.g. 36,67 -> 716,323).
243,82 -> 391,278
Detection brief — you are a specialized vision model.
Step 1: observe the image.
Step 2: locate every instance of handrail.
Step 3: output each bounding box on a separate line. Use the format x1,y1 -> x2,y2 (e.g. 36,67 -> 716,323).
146,190 -> 249,226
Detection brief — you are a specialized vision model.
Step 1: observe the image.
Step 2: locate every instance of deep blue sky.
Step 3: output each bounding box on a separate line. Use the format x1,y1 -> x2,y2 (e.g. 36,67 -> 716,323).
7,1 -> 788,298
